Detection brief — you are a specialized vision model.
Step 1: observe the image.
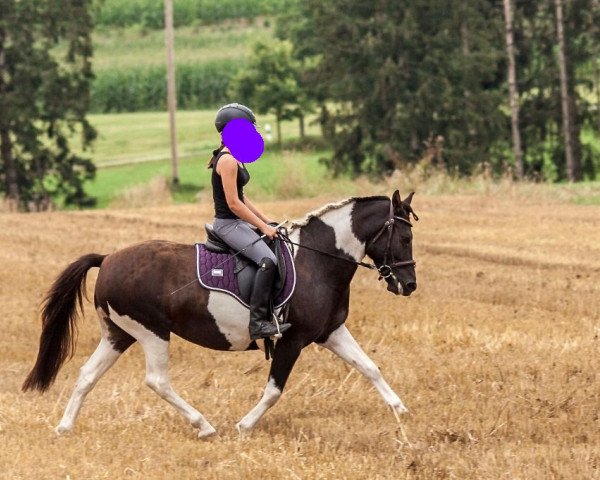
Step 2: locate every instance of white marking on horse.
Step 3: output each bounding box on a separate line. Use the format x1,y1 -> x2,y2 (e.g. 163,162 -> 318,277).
107,304 -> 217,438
319,202 -> 365,262
287,229 -> 301,259
206,292 -> 253,351
55,311 -> 122,434
237,377 -> 282,432
321,324 -> 408,415
289,197 -> 355,229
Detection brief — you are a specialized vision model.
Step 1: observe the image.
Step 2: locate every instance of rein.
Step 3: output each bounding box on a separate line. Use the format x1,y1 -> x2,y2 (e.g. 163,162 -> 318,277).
166,200 -> 417,297
279,200 -> 418,281
278,232 -> 376,270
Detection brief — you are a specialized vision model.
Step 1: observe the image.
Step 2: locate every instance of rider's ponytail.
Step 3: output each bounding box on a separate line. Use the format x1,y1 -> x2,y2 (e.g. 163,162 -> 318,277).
207,142 -> 225,168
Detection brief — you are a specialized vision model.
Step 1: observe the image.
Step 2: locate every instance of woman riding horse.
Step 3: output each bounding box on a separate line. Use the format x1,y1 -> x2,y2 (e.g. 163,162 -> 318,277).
208,103 -> 290,340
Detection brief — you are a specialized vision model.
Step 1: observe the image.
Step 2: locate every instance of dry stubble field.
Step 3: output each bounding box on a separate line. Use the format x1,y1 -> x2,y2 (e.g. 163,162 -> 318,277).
1,193 -> 599,479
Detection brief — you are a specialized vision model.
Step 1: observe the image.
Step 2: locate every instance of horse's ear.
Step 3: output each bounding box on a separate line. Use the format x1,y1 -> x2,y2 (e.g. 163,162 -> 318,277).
392,190 -> 401,209
404,192 -> 415,206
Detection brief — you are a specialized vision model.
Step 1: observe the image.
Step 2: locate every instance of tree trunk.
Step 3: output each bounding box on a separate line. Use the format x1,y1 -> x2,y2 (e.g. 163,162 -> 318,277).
299,113 -> 305,139
319,105 -> 334,138
503,0 -> 524,179
461,21 -> 476,138
0,127 -> 19,210
0,29 -> 20,209
593,0 -> 600,133
595,45 -> 600,134
276,115 -> 282,148
555,0 -> 582,181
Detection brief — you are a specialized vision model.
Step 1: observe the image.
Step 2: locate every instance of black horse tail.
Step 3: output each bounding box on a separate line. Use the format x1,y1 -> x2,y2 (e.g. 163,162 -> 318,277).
22,253 -> 106,392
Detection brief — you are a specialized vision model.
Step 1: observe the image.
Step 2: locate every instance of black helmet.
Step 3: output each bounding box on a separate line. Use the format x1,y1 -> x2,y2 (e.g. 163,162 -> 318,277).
215,103 -> 257,132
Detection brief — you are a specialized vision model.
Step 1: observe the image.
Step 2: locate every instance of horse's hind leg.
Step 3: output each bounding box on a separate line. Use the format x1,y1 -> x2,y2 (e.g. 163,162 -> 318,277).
319,324 -> 408,416
56,310 -> 134,434
108,306 -> 217,438
140,332 -> 217,438
237,339 -> 302,433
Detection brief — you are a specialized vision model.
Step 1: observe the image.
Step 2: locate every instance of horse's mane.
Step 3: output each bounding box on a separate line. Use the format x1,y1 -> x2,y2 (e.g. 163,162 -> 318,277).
289,195 -> 389,230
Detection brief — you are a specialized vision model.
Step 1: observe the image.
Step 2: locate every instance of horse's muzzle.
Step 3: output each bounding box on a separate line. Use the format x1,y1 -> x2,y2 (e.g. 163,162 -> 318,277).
402,281 -> 417,296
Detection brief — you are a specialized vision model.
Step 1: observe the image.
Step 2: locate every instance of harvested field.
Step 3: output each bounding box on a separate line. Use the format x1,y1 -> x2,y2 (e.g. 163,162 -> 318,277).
1,193 -> 599,479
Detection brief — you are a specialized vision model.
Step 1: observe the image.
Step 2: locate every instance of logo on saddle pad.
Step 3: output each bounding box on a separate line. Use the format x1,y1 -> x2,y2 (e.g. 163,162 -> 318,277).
195,243 -> 296,309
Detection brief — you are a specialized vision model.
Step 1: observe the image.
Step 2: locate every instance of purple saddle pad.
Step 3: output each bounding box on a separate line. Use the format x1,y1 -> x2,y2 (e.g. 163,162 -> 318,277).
195,242 -> 296,309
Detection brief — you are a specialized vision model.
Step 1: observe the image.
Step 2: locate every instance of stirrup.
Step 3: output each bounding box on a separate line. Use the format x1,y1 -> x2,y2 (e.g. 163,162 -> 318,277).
250,321 -> 291,340
271,322 -> 291,339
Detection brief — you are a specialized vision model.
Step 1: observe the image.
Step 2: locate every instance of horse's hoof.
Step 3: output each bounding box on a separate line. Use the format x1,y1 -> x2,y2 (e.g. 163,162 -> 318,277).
392,403 -> 409,417
198,426 -> 217,439
55,424 -> 72,436
236,421 -> 252,437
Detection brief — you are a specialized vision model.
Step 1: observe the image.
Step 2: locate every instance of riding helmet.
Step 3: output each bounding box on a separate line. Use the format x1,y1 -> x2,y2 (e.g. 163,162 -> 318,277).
214,103 -> 257,132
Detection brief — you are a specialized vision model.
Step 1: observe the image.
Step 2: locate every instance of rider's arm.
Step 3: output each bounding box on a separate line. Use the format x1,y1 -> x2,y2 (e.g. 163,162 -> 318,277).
243,195 -> 273,224
217,155 -> 276,238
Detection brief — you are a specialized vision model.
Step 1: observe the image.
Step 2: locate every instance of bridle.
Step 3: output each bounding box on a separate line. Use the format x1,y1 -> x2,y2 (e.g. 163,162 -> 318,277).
365,200 -> 418,280
278,200 -> 418,280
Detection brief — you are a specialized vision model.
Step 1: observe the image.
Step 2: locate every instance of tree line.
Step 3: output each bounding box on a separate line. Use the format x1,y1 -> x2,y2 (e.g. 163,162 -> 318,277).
260,0 -> 600,181
1,0 -> 599,210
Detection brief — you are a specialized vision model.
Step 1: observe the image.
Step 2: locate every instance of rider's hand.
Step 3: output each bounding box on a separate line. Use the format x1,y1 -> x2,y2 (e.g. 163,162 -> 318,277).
261,223 -> 278,239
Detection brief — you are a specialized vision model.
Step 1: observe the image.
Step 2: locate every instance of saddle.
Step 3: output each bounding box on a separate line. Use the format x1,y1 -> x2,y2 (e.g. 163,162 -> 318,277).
195,224 -> 296,309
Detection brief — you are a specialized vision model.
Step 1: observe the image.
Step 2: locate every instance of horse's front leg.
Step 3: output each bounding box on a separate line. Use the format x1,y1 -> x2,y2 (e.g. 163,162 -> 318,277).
236,340 -> 302,433
319,324 -> 408,416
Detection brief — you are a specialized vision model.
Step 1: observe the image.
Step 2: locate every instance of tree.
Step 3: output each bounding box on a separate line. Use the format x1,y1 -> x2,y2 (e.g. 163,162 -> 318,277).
277,0 -> 600,180
593,0 -> 600,134
555,0 -> 582,181
0,0 -> 96,211
503,0 -> 524,179
513,0 -> 596,181
280,0 -> 506,177
227,40 -> 308,147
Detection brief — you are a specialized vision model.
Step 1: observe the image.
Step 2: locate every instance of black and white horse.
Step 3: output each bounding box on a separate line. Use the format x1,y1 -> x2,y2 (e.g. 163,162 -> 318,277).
23,191 -> 418,437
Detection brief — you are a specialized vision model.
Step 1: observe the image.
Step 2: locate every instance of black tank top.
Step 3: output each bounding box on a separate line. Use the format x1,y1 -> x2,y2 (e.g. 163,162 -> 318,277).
210,150 -> 250,219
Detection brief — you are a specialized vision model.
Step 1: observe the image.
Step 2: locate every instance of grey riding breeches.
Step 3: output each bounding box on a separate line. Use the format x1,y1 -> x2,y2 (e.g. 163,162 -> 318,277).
212,218 -> 277,266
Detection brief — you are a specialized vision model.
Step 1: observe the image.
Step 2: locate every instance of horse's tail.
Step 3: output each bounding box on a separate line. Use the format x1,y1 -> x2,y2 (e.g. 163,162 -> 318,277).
22,253 -> 106,392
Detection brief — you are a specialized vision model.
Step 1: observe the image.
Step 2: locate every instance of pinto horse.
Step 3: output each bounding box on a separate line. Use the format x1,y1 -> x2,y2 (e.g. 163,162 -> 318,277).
22,190 -> 418,437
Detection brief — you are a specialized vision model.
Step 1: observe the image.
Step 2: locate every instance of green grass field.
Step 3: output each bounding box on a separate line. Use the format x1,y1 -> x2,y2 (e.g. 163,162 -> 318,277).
82,109 -> 363,208
86,109 -> 319,166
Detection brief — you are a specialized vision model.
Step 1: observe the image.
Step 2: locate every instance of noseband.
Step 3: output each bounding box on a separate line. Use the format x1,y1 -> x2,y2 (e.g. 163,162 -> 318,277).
366,200 -> 417,280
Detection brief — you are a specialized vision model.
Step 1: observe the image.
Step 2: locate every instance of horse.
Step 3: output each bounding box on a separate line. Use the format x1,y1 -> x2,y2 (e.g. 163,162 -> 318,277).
22,190 -> 418,438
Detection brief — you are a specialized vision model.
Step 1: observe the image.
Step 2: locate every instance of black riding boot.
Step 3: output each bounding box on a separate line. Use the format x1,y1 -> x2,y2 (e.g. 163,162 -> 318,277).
249,257 -> 291,340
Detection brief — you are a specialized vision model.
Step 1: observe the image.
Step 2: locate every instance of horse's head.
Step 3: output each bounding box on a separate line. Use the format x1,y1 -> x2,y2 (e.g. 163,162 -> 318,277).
365,190 -> 418,296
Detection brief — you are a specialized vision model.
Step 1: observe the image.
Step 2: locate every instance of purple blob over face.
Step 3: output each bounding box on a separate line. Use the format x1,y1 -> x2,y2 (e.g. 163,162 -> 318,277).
222,118 -> 264,164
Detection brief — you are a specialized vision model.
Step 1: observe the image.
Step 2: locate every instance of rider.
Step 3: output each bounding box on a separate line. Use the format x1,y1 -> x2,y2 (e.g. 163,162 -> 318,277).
208,103 -> 291,340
